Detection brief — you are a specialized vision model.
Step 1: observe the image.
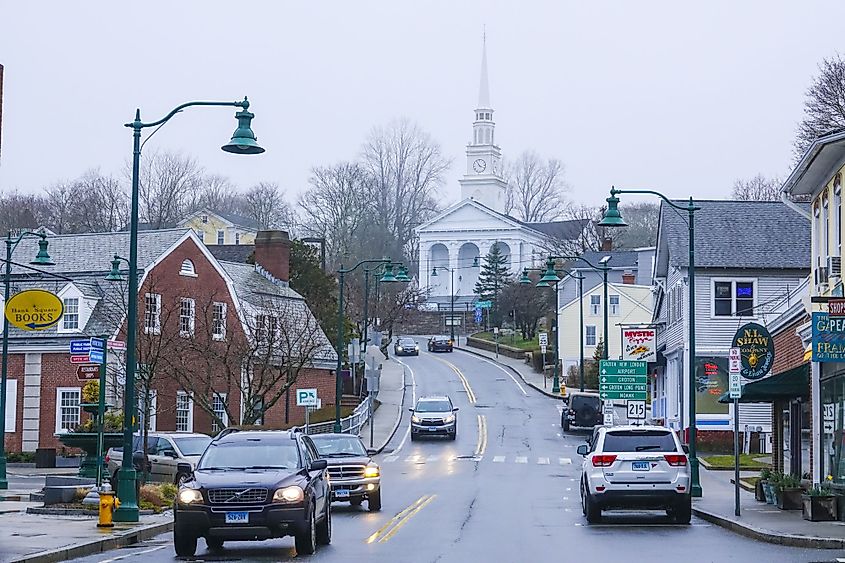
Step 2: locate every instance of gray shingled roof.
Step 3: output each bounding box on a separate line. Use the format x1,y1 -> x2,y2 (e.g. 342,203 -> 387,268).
524,219 -> 589,240
659,200 -> 810,269
207,244 -> 254,264
214,210 -> 261,231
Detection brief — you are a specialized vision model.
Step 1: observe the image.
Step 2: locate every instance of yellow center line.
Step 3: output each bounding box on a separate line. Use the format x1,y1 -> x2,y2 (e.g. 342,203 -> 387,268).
430,355 -> 476,404
365,495 -> 430,544
377,494 -> 437,543
474,414 -> 487,457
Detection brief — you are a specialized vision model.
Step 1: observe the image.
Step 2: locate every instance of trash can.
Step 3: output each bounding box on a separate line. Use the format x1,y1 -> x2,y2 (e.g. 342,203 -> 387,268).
35,448 -> 57,468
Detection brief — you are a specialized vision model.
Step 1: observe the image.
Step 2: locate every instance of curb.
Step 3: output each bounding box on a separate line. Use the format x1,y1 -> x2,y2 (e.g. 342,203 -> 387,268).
371,358 -> 409,454
456,347 -> 566,401
691,506 -> 845,549
11,518 -> 174,563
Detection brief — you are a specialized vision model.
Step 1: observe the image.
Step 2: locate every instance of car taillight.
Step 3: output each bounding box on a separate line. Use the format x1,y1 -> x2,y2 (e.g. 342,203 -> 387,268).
664,454 -> 687,466
105,454 -> 110,463
592,454 -> 617,467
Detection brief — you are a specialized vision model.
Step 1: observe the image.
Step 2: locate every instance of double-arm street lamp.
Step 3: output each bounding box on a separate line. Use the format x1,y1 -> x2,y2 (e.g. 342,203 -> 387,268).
0,232 -> 54,489
335,261 -> 406,432
112,98 -> 264,522
598,186 -> 702,497
431,266 -> 458,343
361,263 -> 410,360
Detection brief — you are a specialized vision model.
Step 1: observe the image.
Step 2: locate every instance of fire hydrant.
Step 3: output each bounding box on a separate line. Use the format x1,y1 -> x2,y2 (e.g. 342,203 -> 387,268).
97,484 -> 120,528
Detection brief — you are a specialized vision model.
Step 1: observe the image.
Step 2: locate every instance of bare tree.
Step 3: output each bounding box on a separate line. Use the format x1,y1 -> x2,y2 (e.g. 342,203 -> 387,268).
498,277 -> 550,340
241,181 -> 294,230
795,53 -> 845,159
0,189 -> 47,233
71,169 -> 129,232
43,180 -> 79,234
504,150 -> 568,223
197,174 -> 240,214
731,174 -> 782,201
134,150 -> 204,228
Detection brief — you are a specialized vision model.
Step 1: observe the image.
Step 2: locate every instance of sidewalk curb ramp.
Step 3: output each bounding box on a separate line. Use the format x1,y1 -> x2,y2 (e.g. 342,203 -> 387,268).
372,358 -> 409,454
456,347 -> 566,401
11,519 -> 174,563
691,506 -> 845,549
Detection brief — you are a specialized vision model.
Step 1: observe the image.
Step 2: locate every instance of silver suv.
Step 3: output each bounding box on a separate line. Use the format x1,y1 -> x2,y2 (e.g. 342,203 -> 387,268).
106,432 -> 211,485
577,425 -> 691,524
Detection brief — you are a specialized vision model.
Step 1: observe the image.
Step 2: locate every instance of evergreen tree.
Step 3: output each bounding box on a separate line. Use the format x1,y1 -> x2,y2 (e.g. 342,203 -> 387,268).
474,245 -> 513,326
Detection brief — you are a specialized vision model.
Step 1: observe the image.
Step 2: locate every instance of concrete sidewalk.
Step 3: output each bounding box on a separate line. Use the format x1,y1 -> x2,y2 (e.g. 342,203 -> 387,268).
358,345 -> 408,453
456,343 -> 567,400
692,467 -> 845,549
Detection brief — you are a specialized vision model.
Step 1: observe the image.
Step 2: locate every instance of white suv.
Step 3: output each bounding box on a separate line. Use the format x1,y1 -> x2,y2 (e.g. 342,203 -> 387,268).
577,425 -> 691,524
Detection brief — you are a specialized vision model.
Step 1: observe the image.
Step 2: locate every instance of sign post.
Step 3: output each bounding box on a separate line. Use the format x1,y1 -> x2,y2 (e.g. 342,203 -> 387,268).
729,347 -> 742,517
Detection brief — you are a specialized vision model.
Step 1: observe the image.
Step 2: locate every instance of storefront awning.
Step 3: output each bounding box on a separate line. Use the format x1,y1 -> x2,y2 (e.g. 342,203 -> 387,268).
718,364 -> 810,404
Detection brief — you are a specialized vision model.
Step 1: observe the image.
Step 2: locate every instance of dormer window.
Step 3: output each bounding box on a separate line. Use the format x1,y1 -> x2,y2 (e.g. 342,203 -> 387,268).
180,259 -> 197,277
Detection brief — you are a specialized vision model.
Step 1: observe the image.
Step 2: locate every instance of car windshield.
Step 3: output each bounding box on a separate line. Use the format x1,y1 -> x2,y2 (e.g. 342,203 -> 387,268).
398,339 -> 416,346
602,430 -> 678,453
416,400 -> 452,413
173,436 -> 212,456
571,395 -> 600,410
434,337 -> 449,342
311,435 -> 368,457
198,441 -> 300,470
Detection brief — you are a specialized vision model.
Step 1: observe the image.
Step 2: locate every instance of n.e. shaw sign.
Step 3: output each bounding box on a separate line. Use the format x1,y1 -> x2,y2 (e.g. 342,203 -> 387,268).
622,328 -> 657,362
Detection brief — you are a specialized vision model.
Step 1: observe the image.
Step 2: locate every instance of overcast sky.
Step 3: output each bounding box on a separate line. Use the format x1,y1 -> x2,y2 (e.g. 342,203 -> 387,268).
1,1 -> 843,208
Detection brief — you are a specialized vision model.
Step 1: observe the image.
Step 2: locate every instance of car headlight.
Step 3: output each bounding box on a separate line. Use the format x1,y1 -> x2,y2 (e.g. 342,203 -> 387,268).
273,485 -> 304,503
397,346 -> 403,351
178,488 -> 203,504
443,414 -> 455,424
364,465 -> 380,478
414,346 -> 419,350
411,415 -> 421,423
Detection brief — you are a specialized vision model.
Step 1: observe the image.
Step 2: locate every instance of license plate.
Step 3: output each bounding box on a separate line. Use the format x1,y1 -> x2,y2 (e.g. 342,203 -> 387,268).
335,489 -> 350,498
429,427 -> 439,431
632,461 -> 650,471
225,511 -> 249,524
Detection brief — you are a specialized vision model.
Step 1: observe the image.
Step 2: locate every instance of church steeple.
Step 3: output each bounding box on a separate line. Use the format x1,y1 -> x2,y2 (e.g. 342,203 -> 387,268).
472,33 -> 495,147
478,33 -> 491,109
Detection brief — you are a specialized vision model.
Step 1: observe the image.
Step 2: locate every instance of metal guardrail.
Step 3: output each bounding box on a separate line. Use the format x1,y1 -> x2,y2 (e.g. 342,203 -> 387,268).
297,400 -> 371,436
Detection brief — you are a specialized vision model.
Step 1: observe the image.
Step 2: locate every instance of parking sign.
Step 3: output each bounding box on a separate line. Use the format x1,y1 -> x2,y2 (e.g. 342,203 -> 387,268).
296,388 -> 318,407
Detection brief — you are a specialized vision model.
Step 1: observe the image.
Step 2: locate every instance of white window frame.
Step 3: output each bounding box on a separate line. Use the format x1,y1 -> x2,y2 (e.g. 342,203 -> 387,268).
212,302 -> 227,341
179,297 -> 195,337
216,230 -> 225,245
609,294 -> 620,316
144,293 -> 161,335
589,295 -> 601,316
62,297 -> 80,330
235,232 -> 241,245
835,177 -> 842,257
711,278 -> 758,318
586,325 -> 597,347
179,259 -> 197,277
176,391 -> 194,432
212,393 -> 228,433
4,379 -> 17,433
55,387 -> 81,434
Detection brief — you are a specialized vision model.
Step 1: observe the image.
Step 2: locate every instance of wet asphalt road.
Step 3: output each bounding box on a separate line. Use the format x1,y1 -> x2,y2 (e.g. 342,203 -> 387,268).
68,348 -> 841,563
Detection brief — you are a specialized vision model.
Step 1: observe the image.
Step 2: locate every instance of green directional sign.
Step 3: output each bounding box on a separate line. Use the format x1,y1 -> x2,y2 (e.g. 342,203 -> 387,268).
599,360 -> 648,401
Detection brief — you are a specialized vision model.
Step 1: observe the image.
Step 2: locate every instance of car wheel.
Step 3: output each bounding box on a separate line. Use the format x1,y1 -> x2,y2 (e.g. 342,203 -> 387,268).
350,497 -> 363,507
174,529 -> 197,557
410,432 -> 417,441
316,503 -> 332,545
369,489 -> 382,512
669,497 -> 692,524
449,431 -> 457,441
294,505 -> 317,555
206,537 -> 224,551
582,483 -> 601,523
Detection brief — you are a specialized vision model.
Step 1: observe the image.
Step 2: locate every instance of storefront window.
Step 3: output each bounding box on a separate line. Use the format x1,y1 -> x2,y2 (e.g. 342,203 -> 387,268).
821,374 -> 845,483
695,357 -> 729,415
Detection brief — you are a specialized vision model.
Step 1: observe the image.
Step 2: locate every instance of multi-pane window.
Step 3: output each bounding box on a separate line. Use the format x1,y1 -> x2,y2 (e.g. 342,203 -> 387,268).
235,232 -> 241,245
55,388 -> 81,433
217,230 -> 225,245
176,392 -> 192,432
144,293 -> 161,334
179,298 -> 195,337
62,298 -> 79,330
590,295 -> 601,316
212,302 -> 227,340
714,280 -> 755,317
201,215 -> 208,224
609,295 -> 620,316
586,325 -> 597,346
212,393 -> 228,433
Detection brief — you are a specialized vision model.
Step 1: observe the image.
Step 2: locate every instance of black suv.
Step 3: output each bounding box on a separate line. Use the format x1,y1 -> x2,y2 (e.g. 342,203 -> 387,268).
562,392 -> 603,431
173,430 -> 330,556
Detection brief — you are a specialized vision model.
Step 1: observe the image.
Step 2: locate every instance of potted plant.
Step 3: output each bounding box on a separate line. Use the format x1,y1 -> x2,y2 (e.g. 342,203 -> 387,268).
56,409 -> 124,479
775,473 -> 803,510
756,468 -> 771,502
803,482 -> 839,522
762,470 -> 780,504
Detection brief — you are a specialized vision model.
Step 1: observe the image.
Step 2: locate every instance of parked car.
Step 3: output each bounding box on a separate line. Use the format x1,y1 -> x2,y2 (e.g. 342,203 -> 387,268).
577,425 -> 691,524
173,430 -> 330,556
106,432 -> 212,485
410,395 -> 458,440
562,392 -> 603,431
310,433 -> 381,511
427,335 -> 454,352
394,337 -> 420,356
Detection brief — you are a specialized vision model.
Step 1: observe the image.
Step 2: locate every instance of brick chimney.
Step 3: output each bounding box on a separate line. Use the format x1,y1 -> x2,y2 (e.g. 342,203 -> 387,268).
601,237 -> 613,252
622,270 -> 636,285
254,230 -> 291,283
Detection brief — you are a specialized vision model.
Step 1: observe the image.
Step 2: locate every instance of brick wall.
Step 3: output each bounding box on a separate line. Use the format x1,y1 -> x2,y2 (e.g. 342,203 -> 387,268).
771,314 -> 809,375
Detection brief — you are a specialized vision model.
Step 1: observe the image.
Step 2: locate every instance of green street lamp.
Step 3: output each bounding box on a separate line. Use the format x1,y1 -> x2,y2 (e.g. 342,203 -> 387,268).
395,265 -> 412,283
0,232 -> 54,489
598,185 -> 702,498
335,260 -> 402,432
432,266 -> 459,342
112,97 -> 264,523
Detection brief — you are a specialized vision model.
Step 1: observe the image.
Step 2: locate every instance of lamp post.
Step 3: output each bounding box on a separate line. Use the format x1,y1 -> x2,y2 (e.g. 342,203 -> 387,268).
598,185 -> 702,497
431,266 -> 457,343
0,232 -> 54,489
113,98 -> 264,522
335,260 -> 400,432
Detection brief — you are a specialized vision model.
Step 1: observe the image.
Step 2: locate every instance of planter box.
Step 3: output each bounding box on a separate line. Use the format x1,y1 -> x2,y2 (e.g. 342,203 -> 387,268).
802,495 -> 838,521
776,487 -> 803,510
56,433 -> 124,478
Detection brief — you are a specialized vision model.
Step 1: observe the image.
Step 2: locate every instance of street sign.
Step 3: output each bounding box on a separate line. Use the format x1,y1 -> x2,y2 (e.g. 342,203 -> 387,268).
824,403 -> 835,434
76,365 -> 99,381
70,355 -> 90,364
476,300 -> 492,309
540,344 -> 547,355
5,289 -> 64,331
539,332 -> 548,346
830,299 -> 845,317
729,347 -> 742,399
627,400 -> 646,419
474,308 -> 482,324
493,327 -> 499,334
89,337 -> 106,365
603,413 -> 614,426
599,360 -> 648,401
107,340 -> 126,350
296,388 -> 318,407
70,340 -> 91,354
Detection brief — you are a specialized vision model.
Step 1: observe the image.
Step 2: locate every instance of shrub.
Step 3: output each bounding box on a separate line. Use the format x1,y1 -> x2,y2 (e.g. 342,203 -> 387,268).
159,483 -> 178,504
7,452 -> 35,463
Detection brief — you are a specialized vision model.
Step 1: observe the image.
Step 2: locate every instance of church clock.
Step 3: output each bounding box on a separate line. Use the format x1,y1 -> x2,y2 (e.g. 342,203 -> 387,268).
472,158 -> 487,173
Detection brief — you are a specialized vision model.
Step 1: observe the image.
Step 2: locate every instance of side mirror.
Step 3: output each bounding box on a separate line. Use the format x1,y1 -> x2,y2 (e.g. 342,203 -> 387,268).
366,448 -> 378,456
310,459 -> 328,471
408,408 -> 415,412
682,444 -> 690,454
163,450 -> 178,458
576,444 -> 589,456
452,407 -> 459,412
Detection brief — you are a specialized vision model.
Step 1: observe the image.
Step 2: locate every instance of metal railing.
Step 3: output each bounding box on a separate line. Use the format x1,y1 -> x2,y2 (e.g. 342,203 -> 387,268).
296,400 -> 371,436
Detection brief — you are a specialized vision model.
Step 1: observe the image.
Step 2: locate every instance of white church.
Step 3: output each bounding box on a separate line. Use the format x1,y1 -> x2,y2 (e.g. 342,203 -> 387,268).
417,40 -> 586,309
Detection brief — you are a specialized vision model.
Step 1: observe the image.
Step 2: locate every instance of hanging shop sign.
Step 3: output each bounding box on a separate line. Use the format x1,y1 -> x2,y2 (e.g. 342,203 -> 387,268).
4,289 -> 64,331
811,312 -> 845,362
621,328 -> 657,362
731,322 -> 774,380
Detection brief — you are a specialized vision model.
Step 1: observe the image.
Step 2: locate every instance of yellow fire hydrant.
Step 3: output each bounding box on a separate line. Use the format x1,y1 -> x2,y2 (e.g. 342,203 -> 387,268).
97,485 -> 120,528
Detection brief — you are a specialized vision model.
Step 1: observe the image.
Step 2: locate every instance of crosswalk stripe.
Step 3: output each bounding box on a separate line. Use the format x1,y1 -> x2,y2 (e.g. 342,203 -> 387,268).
515,456 -> 528,464
404,455 -> 420,463
538,457 -> 550,465
492,455 -> 505,463
384,456 -> 398,463
559,457 -> 572,465
426,455 -> 439,462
